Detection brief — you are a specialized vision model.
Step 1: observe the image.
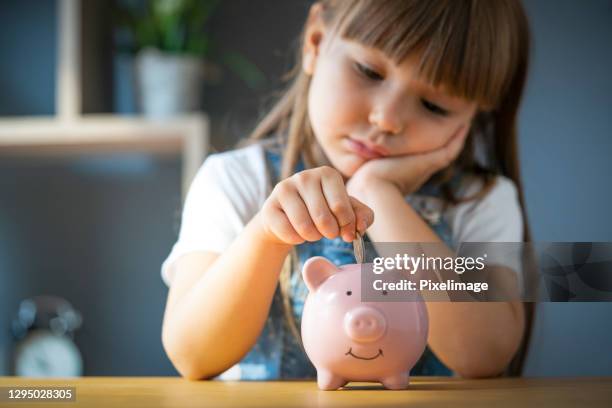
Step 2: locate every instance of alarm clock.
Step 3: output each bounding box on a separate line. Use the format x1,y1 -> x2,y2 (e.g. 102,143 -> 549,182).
11,296 -> 83,377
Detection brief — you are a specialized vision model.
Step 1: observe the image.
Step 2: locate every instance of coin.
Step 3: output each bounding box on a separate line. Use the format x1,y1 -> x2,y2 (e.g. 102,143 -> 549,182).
353,231 -> 365,264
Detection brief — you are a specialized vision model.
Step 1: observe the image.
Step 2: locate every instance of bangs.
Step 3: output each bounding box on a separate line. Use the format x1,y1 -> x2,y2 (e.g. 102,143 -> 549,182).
324,0 -> 527,109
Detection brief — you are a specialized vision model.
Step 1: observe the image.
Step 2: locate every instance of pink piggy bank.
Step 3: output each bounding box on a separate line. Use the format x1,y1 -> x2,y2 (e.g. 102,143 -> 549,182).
301,256 -> 428,390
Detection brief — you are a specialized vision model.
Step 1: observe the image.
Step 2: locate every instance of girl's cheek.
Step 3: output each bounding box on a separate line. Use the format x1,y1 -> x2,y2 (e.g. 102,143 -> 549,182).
394,121 -> 452,154
311,76 -> 363,134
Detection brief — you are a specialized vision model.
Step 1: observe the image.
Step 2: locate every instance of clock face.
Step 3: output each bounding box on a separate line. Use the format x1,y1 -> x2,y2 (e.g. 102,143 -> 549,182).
14,330 -> 83,377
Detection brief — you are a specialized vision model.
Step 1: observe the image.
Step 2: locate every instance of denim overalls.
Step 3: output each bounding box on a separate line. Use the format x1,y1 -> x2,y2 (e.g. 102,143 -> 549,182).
229,141 -> 454,379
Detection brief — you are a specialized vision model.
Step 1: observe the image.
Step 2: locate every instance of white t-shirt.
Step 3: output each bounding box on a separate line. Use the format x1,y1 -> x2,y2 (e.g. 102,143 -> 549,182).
161,141 -> 523,286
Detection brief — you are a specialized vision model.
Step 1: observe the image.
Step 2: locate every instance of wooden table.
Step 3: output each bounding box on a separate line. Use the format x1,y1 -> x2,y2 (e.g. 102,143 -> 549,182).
0,377 -> 610,407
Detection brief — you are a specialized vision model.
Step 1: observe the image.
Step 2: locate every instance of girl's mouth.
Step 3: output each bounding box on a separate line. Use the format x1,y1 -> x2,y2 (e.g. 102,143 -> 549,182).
346,137 -> 385,160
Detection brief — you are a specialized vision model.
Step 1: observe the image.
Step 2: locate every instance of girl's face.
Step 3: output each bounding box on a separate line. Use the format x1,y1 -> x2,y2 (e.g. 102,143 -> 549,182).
303,15 -> 479,178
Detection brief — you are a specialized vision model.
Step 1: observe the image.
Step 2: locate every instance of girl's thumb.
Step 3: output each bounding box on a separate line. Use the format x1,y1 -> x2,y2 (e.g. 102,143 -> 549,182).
349,196 -> 374,235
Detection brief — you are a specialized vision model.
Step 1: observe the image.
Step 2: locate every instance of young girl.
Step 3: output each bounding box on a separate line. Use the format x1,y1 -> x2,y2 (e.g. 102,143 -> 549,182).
161,0 -> 532,381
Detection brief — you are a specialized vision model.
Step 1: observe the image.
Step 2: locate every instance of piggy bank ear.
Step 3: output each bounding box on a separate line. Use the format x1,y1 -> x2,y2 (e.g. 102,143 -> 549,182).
302,256 -> 338,292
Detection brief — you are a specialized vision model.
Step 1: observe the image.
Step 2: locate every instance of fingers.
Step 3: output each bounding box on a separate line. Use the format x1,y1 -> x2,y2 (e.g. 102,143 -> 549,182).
276,182 -> 324,242
292,170 -> 339,240
349,196 -> 375,235
265,166 -> 375,245
262,199 -> 305,245
429,125 -> 469,169
319,167 -> 357,242
447,124 -> 470,157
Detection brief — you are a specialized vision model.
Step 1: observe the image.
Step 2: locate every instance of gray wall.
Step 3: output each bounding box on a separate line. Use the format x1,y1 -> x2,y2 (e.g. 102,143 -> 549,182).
519,0 -> 612,376
201,0 -> 312,149
0,0 -> 56,116
0,0 -> 58,375
0,0 -> 610,376
0,156 -> 182,375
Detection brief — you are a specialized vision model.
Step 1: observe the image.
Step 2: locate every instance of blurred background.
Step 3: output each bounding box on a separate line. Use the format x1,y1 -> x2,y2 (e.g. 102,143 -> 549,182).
0,0 -> 610,377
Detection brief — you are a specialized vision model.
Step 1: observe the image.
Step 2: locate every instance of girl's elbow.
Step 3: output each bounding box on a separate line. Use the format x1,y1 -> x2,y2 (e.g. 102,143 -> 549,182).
176,363 -> 213,381
164,342 -> 216,380
162,329 -> 204,380
161,329 -> 224,381
453,359 -> 505,379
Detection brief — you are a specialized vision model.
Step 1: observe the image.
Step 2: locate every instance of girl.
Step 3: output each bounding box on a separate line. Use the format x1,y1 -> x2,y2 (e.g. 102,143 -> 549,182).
161,0 -> 532,381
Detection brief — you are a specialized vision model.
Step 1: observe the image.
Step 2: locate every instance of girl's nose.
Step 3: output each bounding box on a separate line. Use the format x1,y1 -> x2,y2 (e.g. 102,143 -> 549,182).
368,104 -> 404,135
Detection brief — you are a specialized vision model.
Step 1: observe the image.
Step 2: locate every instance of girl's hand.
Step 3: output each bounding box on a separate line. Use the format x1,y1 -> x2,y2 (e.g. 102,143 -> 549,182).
349,126 -> 469,196
259,166 -> 375,246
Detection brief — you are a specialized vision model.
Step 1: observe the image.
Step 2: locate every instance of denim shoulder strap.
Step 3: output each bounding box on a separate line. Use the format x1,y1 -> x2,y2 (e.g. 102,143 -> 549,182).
234,140 -> 456,378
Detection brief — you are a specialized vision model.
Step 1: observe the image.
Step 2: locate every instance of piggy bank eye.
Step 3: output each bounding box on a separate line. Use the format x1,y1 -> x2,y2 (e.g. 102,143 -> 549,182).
346,291 -> 352,296
382,290 -> 388,295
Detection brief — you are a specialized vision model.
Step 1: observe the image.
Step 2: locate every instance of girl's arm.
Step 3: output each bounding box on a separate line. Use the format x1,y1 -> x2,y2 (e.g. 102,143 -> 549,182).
347,178 -> 525,378
162,213 -> 292,380
162,166 -> 374,380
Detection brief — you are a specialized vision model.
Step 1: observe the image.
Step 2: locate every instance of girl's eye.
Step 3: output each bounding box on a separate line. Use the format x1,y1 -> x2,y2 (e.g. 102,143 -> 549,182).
421,99 -> 450,116
355,62 -> 383,81
346,291 -> 352,296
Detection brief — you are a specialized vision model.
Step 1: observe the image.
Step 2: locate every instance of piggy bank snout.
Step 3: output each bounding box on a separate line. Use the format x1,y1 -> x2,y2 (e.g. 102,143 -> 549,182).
344,306 -> 387,343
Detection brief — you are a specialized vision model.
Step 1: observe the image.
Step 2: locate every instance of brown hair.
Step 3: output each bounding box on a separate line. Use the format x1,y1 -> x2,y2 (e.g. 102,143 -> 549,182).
242,0 -> 533,376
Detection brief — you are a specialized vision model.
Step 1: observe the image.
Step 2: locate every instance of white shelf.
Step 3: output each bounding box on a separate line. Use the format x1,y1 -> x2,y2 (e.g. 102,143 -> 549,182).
0,114 -> 209,198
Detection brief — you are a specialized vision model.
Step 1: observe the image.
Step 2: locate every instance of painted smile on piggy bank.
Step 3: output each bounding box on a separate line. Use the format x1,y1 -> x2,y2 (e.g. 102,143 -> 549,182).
300,256 -> 429,390
345,348 -> 383,360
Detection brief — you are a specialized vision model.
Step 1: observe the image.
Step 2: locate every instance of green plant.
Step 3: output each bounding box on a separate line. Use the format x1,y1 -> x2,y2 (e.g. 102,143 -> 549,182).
115,0 -> 265,89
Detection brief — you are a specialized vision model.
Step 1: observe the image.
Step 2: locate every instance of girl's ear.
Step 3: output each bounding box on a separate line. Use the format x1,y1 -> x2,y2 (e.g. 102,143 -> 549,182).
302,256 -> 338,292
302,3 -> 325,76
